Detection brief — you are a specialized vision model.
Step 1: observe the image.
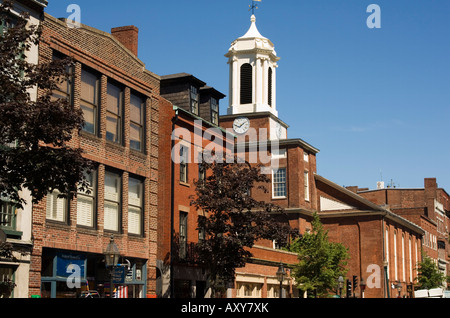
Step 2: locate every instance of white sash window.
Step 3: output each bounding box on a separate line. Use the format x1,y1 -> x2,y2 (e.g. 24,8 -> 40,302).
104,171 -> 121,232
128,177 -> 143,235
77,170 -> 96,227
46,190 -> 67,222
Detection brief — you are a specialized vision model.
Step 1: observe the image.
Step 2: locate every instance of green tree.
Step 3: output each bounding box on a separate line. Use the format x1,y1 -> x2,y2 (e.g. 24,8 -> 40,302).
191,158 -> 294,297
415,254 -> 447,290
287,212 -> 349,297
0,0 -> 91,209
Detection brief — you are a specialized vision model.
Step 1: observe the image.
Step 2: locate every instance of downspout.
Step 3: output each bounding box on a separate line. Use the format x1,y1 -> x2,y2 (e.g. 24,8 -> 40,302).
170,109 -> 179,298
382,214 -> 390,298
357,221 -> 363,297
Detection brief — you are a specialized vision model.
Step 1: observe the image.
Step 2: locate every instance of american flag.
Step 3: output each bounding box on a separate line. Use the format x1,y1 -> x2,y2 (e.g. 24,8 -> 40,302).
114,285 -> 128,298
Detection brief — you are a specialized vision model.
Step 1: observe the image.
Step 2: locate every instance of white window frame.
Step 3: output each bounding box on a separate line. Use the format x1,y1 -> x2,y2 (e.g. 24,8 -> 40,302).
272,168 -> 287,199
128,176 -> 143,235
46,190 -> 67,223
76,170 -> 96,228
304,171 -> 310,201
104,171 -> 121,232
180,145 -> 189,183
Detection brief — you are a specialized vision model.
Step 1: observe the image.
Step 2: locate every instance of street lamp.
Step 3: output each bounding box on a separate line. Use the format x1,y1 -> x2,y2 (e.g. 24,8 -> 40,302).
360,277 -> 366,298
337,276 -> 344,298
104,235 -> 120,298
276,263 -> 286,299
396,282 -> 402,298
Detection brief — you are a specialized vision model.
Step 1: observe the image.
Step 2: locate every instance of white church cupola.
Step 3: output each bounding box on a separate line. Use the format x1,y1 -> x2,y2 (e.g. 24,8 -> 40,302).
225,14 -> 280,117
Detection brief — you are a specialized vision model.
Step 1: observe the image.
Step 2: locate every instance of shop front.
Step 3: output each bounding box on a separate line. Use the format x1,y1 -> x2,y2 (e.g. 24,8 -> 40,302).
40,248 -> 147,298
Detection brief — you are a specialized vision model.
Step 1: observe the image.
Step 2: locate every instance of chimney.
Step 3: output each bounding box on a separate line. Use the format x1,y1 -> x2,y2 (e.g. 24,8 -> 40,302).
111,26 -> 139,56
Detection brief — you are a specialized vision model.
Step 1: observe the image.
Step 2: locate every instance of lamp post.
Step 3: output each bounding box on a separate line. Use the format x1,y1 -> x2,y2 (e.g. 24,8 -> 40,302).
337,276 -> 344,298
360,278 -> 366,298
396,282 -> 402,298
104,235 -> 120,298
276,263 -> 286,299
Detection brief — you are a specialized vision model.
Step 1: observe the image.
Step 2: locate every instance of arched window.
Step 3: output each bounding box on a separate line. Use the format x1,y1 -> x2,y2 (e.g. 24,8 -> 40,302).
240,63 -> 252,104
268,67 -> 273,106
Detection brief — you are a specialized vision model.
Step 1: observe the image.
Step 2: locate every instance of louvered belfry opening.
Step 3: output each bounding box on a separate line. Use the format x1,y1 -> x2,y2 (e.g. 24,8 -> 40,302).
240,63 -> 252,104
268,67 -> 273,106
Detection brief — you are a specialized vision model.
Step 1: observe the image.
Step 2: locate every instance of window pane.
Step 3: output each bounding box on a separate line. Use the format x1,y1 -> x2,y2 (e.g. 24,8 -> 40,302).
77,171 -> 95,227
0,201 -> 14,229
130,95 -> 143,124
104,202 -> 119,231
273,168 -> 286,197
128,177 -> 142,235
77,195 -> 94,227
130,123 -> 142,151
128,206 -> 141,235
81,70 -> 98,104
104,172 -> 120,232
128,177 -> 142,207
106,114 -> 119,143
107,83 -> 121,114
304,171 -> 309,201
46,190 -> 67,222
81,102 -> 95,134
190,86 -> 199,114
211,98 -> 218,124
105,172 -> 120,201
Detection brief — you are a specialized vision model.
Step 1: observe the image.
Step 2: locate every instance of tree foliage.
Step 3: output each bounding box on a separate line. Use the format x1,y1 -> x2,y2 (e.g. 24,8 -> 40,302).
190,158 -> 295,296
415,254 -> 447,290
0,0 -> 91,208
287,212 -> 349,297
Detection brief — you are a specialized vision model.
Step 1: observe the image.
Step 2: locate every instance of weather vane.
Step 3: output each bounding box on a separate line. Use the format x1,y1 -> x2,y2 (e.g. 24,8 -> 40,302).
249,0 -> 261,15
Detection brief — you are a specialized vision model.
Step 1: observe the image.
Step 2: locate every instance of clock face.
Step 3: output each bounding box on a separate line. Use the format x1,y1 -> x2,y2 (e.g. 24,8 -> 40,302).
276,122 -> 283,139
233,117 -> 250,134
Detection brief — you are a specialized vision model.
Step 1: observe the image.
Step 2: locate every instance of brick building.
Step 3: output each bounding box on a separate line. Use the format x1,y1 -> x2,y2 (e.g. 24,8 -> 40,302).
218,14 -> 320,298
316,175 -> 424,298
218,14 -> 425,298
157,73 -> 234,298
29,13 -> 161,298
355,178 -> 450,290
0,0 -> 47,299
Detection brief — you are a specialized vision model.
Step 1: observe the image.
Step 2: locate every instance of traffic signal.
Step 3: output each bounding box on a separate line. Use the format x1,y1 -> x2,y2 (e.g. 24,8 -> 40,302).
353,275 -> 358,291
346,279 -> 352,298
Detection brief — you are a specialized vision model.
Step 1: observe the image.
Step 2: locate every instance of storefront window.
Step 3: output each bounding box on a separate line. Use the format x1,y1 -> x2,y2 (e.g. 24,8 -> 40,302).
40,249 -> 147,298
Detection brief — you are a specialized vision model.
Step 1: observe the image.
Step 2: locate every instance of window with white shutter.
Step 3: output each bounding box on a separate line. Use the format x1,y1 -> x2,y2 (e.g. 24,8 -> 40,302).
128,176 -> 143,235
104,171 -> 121,232
77,170 -> 96,227
46,190 -> 67,223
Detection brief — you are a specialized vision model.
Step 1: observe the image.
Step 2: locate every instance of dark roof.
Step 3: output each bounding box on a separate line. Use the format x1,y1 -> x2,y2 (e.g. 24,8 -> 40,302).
160,73 -> 206,87
200,85 -> 226,99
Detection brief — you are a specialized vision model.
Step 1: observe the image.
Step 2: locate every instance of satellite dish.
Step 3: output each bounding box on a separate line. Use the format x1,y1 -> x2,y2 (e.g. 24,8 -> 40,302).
0,229 -> 6,244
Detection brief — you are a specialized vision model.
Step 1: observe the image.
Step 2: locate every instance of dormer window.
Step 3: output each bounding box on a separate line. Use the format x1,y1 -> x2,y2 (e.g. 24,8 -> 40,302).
211,97 -> 218,124
190,85 -> 199,115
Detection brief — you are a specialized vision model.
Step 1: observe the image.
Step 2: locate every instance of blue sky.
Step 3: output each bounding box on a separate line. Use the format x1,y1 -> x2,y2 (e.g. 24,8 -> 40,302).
45,0 -> 450,191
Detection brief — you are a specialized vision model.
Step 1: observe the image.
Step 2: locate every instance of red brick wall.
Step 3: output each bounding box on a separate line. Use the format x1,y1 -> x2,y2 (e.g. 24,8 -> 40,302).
30,14 -> 161,297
